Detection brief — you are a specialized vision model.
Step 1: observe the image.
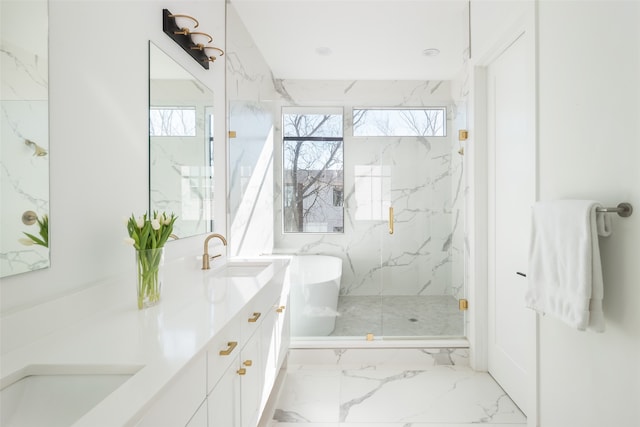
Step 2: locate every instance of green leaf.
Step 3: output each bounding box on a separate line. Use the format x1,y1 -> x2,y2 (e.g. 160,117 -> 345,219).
23,232 -> 47,247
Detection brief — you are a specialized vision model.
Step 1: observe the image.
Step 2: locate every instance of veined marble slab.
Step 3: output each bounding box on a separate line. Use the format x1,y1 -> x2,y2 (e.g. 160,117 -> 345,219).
269,364 -> 525,425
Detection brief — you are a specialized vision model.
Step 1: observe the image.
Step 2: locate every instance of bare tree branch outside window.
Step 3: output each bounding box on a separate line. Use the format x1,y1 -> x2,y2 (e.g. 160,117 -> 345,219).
283,112 -> 344,233
353,108 -> 446,137
149,107 -> 197,136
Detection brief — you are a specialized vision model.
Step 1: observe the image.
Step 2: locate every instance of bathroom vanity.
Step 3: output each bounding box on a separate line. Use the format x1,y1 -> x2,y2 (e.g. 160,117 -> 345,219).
0,257 -> 290,427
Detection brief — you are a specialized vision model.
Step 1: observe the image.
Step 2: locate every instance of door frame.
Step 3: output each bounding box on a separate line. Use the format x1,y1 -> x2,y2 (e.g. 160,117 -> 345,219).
468,9 -> 539,427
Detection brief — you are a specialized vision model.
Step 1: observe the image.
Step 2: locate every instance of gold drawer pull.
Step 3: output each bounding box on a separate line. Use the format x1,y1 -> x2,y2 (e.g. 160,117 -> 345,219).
248,312 -> 261,322
243,360 -> 252,367
219,341 -> 238,356
276,305 -> 286,313
237,368 -> 246,375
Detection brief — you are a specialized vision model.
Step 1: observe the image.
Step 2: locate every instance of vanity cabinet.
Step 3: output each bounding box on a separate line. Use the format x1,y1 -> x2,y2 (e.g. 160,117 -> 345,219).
186,400 -> 208,427
136,262 -> 289,427
207,288 -> 288,427
208,352 -> 241,426
136,355 -> 207,427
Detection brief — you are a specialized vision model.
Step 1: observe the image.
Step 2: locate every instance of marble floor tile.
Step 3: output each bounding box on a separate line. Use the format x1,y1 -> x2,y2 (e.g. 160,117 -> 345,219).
287,348 -> 470,369
267,364 -> 526,426
340,366 -> 524,424
271,368 -> 341,423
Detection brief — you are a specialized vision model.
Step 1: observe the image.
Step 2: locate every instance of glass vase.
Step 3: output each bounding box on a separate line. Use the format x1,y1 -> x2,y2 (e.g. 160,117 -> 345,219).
136,247 -> 164,309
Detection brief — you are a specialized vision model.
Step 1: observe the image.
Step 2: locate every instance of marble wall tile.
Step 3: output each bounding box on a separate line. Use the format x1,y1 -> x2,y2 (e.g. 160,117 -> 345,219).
273,81 -> 460,304
150,135 -> 212,238
226,5 -> 278,257
0,101 -> 49,277
228,101 -> 275,256
227,13 -> 468,333
1,2 -> 49,278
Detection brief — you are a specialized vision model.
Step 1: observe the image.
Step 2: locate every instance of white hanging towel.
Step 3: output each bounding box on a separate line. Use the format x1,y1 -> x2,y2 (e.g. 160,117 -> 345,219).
525,200 -> 612,332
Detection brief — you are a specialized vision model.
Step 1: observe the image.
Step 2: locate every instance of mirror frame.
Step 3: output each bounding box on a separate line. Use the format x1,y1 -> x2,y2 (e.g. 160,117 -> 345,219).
0,0 -> 50,278
148,41 -> 216,240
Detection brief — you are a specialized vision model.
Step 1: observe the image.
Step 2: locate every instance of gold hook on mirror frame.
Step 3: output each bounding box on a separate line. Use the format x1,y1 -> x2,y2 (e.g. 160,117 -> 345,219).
168,13 -> 199,28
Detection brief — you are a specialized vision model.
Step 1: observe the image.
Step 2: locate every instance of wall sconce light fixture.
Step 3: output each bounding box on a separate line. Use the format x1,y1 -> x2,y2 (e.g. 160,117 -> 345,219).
162,9 -> 224,70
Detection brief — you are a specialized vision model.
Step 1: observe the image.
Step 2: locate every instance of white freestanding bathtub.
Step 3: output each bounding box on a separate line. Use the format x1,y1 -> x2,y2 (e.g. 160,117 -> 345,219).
289,255 -> 342,336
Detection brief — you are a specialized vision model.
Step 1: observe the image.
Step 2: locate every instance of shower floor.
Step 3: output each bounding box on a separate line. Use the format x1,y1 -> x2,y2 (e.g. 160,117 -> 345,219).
329,295 -> 464,338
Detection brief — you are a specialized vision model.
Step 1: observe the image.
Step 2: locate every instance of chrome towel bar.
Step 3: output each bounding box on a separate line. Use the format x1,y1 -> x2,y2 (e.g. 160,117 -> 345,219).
596,202 -> 633,217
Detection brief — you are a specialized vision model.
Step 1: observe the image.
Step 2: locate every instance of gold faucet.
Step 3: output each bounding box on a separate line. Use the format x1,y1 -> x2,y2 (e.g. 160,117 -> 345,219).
202,233 -> 227,270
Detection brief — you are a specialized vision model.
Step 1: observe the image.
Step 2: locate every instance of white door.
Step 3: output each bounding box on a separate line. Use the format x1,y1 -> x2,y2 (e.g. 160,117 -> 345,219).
487,30 -> 535,414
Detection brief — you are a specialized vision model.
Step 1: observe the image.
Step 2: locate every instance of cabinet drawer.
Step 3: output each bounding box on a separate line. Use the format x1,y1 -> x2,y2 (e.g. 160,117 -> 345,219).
137,355 -> 206,427
240,281 -> 280,342
207,319 -> 242,393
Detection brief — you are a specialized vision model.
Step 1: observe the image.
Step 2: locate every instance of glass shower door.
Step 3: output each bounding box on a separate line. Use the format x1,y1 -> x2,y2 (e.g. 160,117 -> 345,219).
379,136 -> 466,339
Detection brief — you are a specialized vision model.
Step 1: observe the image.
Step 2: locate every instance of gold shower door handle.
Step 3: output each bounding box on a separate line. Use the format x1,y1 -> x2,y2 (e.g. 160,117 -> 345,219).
389,207 -> 394,235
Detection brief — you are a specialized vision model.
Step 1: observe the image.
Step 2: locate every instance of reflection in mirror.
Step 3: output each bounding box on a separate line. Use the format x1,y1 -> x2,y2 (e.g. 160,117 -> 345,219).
149,42 -> 215,238
0,0 -> 50,278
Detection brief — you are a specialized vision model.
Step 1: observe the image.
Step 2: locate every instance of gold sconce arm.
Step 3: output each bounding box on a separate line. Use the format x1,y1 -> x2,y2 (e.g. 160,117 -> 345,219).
203,46 -> 224,56
189,32 -> 213,43
203,46 -> 225,61
168,14 -> 199,28
389,206 -> 394,235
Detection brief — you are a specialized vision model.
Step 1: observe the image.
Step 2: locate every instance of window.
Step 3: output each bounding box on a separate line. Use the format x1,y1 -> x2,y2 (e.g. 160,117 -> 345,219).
333,187 -> 344,207
282,109 -> 344,233
354,165 -> 391,221
149,107 -> 197,136
353,108 -> 446,137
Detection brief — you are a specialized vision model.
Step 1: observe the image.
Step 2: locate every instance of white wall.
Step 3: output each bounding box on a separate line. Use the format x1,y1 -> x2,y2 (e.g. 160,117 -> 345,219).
537,1 -> 640,426
0,0 -> 226,313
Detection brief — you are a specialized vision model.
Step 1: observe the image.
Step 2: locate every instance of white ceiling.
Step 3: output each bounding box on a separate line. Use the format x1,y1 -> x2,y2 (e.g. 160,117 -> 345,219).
230,0 -> 469,81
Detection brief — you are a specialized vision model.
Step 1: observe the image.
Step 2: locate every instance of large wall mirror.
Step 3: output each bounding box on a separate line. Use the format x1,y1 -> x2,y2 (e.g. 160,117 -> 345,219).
0,0 -> 50,278
149,42 -> 215,238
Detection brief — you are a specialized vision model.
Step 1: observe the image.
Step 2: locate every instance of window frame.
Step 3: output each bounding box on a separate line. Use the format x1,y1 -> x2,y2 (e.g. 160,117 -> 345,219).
281,107 -> 345,234
352,106 -> 448,138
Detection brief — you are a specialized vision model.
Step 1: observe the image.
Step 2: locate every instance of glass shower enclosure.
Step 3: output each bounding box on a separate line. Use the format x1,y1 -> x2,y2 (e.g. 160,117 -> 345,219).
325,108 -> 466,340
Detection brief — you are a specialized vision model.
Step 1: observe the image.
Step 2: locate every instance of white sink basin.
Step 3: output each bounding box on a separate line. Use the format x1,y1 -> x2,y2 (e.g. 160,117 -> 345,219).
217,261 -> 271,277
1,366 -> 140,427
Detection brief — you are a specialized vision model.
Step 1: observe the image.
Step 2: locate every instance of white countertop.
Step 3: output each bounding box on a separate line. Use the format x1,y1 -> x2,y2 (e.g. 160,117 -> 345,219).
0,256 -> 290,427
